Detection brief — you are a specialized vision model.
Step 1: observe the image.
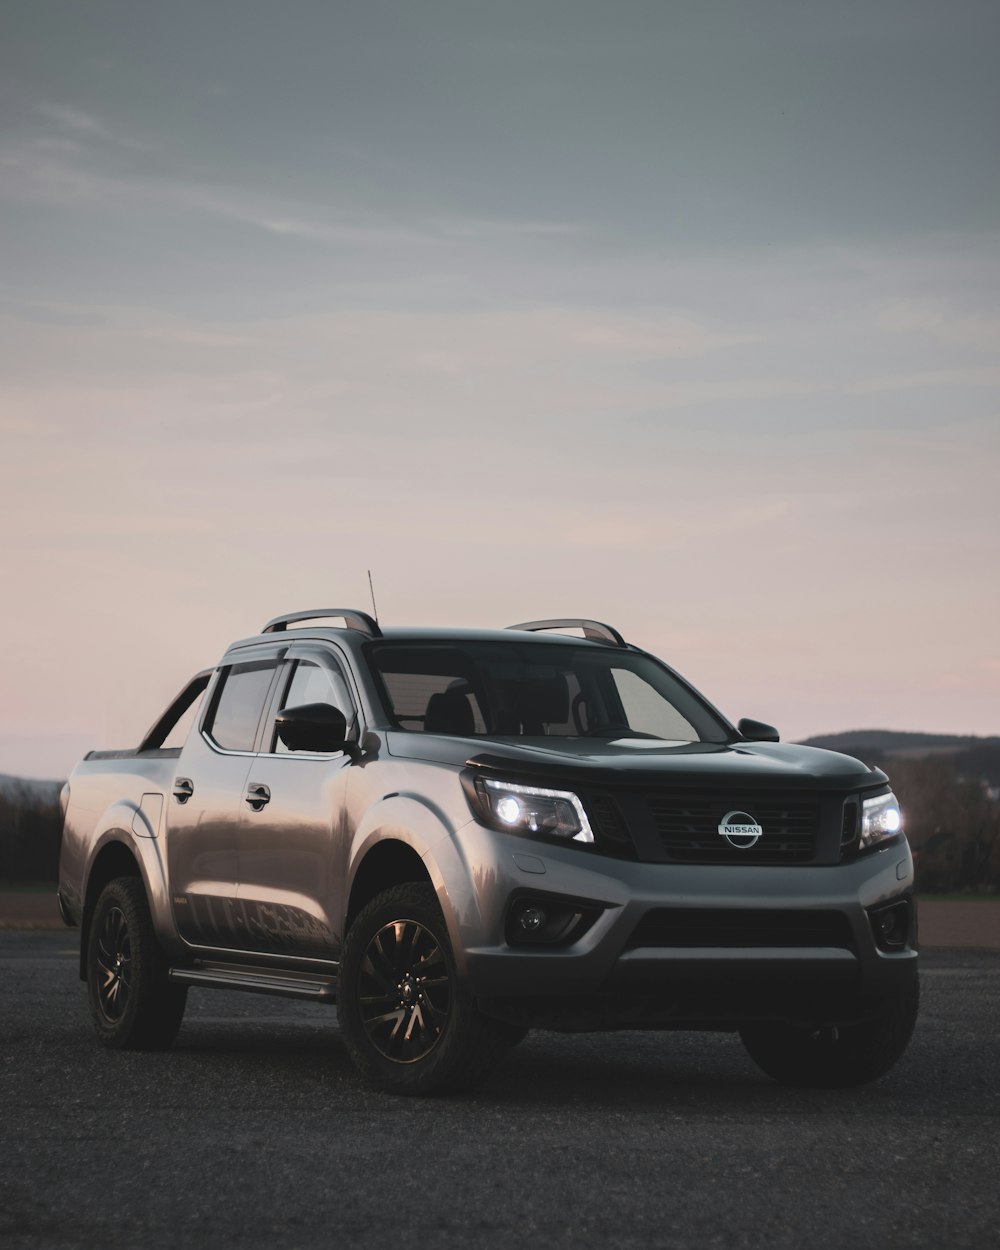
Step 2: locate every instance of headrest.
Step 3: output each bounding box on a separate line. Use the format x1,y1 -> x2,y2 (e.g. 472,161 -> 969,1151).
425,690 -> 475,736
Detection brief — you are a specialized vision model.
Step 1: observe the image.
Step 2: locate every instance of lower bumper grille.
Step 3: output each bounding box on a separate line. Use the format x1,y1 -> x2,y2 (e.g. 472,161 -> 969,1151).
627,908 -> 856,951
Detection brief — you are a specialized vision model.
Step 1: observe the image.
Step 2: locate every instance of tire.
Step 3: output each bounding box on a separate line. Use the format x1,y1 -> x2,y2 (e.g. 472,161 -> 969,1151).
86,876 -> 188,1050
337,882 -> 518,1095
739,977 -> 919,1088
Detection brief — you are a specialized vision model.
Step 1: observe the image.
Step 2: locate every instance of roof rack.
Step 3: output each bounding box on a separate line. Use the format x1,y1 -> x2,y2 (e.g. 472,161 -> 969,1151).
506,618 -> 627,647
262,609 -> 382,638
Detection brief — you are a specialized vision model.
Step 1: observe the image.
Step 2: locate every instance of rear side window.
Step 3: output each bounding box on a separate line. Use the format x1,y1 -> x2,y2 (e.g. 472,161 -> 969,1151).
204,661 -> 277,752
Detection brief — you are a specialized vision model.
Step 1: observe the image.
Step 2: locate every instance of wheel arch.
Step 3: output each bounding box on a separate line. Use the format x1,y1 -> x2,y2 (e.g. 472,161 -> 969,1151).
79,838 -> 144,981
345,840 -> 433,936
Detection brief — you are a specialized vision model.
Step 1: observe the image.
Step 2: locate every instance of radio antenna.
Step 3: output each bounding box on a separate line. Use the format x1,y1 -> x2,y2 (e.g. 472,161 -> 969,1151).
367,569 -> 379,625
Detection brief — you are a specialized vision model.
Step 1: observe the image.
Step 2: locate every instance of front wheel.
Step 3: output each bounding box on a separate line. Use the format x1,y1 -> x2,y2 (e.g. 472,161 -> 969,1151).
86,876 -> 187,1050
338,882 -> 518,1095
739,977 -> 919,1088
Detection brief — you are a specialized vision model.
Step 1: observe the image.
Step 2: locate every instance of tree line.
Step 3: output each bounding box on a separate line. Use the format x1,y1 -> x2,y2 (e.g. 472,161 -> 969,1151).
871,754 -> 1000,893
0,783 -> 62,884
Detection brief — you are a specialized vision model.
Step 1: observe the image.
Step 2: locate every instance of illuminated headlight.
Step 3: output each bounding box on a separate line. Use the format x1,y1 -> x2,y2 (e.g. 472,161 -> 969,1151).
475,778 -> 594,844
860,791 -> 902,849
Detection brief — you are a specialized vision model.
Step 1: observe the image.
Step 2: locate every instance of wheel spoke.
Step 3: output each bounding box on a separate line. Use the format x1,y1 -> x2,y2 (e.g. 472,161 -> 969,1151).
360,952 -> 394,996
359,991 -> 397,1007
94,906 -> 132,1021
370,932 -> 399,983
365,1008 -> 406,1032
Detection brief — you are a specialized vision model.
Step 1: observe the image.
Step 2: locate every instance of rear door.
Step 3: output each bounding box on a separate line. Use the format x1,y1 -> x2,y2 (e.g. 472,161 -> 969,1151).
234,642 -> 359,961
165,651 -> 283,950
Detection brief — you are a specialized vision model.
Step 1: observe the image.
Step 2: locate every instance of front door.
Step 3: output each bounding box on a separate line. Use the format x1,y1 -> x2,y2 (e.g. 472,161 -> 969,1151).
234,645 -> 358,961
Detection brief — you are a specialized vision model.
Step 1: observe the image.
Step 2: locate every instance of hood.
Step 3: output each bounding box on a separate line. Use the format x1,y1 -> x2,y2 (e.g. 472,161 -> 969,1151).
383,731 -> 886,792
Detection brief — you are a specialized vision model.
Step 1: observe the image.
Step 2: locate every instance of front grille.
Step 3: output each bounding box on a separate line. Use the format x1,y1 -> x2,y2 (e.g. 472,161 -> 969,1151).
587,793 -> 632,850
645,791 -> 819,863
628,908 -> 855,951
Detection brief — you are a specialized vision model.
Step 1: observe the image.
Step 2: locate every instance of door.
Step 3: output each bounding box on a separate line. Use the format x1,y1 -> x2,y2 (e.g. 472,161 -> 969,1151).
234,644 -> 358,961
165,655 -> 282,950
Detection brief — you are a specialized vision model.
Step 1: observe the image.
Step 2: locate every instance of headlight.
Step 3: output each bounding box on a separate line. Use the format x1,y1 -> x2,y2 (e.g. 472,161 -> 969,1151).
474,777 -> 594,844
860,791 -> 902,849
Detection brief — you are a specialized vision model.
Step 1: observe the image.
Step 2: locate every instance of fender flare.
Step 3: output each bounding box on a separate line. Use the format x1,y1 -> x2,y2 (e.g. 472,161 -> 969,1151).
346,794 -> 482,977
81,804 -> 173,954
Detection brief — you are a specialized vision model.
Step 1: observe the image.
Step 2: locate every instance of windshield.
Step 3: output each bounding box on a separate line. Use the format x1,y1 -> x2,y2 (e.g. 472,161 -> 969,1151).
369,641 -> 729,743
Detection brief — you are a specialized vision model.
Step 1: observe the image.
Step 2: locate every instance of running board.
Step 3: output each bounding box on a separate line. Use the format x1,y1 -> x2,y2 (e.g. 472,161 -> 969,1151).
169,964 -> 338,1003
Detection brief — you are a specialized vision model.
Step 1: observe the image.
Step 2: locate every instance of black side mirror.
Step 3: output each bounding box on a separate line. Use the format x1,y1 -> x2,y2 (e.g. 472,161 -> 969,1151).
737,717 -> 780,743
276,703 -> 349,753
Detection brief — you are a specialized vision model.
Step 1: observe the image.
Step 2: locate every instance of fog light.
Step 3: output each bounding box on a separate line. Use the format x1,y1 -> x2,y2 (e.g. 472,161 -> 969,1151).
516,905 -> 546,933
505,895 -> 602,947
869,899 -> 910,951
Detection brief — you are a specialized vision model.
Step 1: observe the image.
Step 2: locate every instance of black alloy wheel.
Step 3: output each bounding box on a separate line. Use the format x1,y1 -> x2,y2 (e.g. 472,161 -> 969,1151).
86,875 -> 187,1050
338,882 -> 523,1095
95,904 -> 132,1023
358,917 -> 452,1063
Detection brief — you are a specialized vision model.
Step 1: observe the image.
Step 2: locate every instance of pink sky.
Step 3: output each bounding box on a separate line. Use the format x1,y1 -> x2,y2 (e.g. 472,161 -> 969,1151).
2,3 -> 998,777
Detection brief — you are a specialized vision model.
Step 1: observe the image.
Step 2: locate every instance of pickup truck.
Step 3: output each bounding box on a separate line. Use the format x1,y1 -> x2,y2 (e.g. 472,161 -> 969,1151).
58,609 -> 918,1094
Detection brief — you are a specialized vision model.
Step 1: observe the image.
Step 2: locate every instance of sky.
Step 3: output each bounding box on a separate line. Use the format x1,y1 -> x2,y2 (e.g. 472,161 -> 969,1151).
1,0 -> 998,778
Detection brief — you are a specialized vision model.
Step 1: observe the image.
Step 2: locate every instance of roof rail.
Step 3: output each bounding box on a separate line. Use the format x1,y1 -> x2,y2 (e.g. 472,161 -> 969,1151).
262,609 -> 382,638
506,618 -> 627,647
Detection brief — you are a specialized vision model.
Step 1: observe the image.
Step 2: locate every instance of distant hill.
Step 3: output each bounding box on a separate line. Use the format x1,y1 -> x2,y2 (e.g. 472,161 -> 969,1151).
799,730 -> 1000,753
798,731 -> 1000,789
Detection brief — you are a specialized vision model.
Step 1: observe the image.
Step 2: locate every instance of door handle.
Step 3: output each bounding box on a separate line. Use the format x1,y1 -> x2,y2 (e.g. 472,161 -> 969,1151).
245,783 -> 271,812
173,777 -> 194,804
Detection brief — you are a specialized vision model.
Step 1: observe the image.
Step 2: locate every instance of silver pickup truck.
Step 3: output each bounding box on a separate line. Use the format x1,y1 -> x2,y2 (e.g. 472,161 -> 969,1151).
59,609 -> 918,1094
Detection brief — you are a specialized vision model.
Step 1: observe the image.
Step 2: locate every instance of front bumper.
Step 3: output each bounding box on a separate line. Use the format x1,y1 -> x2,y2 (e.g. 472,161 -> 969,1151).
433,822 -> 917,1028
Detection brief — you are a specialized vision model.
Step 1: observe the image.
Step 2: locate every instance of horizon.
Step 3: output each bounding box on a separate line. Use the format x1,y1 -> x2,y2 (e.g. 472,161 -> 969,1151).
2,1 -> 998,778
4,722 -> 999,786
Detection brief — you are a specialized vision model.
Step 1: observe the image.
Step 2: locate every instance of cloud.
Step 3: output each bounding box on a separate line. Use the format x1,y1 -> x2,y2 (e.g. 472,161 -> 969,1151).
34,101 -> 142,149
877,298 -> 1000,348
2,103 -> 580,253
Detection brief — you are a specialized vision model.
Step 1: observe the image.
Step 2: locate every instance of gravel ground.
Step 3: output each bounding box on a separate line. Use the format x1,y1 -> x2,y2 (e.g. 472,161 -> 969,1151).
1,932 -> 998,1250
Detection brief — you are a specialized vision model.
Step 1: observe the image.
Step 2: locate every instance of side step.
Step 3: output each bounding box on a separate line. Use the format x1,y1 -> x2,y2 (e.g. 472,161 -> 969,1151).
169,963 -> 338,1003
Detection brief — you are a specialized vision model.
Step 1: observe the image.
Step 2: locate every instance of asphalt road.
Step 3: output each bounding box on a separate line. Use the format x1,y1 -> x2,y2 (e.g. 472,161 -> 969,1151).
2,934 -> 998,1250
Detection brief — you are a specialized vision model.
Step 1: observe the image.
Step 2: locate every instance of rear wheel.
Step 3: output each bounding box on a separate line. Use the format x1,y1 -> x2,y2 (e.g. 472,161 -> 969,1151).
86,876 -> 187,1050
338,882 -> 519,1095
739,977 -> 919,1087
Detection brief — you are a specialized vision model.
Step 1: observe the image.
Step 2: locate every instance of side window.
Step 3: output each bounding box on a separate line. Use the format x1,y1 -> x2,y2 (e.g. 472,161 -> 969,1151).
204,662 -> 277,752
161,688 -> 209,750
271,659 -> 356,754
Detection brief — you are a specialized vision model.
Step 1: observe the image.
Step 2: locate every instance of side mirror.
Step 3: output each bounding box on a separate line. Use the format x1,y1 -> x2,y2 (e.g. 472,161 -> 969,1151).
737,717 -> 780,743
276,703 -> 349,753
